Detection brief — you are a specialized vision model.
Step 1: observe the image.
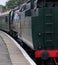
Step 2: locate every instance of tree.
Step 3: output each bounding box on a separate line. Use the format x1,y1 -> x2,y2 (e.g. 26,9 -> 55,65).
6,0 -> 28,9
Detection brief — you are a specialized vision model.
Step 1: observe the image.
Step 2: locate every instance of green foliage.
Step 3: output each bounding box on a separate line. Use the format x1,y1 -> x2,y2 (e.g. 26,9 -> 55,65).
6,0 -> 28,9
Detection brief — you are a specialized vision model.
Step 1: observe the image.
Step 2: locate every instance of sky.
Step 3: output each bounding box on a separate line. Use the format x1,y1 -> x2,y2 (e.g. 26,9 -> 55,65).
0,0 -> 9,6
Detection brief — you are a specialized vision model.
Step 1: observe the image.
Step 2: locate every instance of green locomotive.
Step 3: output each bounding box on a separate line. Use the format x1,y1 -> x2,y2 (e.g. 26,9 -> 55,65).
31,0 -> 58,59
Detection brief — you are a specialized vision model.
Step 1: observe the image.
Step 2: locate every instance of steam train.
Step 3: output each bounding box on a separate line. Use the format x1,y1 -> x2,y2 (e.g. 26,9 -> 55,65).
0,0 -> 58,60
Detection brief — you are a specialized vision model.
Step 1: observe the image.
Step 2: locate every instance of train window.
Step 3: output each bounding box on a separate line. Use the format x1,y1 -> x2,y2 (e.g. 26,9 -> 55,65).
31,0 -> 35,9
26,2 -> 31,10
27,0 -> 30,3
13,13 -> 19,23
46,0 -> 54,2
55,0 -> 58,2
45,0 -> 55,7
37,0 -> 56,7
33,0 -> 37,9
55,0 -> 58,7
31,0 -> 36,9
5,16 -> 8,23
37,0 -> 43,8
20,4 -> 26,12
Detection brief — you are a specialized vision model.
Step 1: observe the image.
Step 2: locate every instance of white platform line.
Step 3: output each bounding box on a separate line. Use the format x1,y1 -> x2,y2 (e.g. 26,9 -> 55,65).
2,31 -> 36,65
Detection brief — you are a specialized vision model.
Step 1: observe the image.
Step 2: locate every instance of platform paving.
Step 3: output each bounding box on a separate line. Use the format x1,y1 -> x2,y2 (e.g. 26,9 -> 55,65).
0,36 -> 12,65
0,31 -> 35,65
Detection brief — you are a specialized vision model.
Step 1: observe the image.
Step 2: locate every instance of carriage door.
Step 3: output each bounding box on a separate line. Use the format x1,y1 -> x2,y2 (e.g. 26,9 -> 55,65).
43,1 -> 55,49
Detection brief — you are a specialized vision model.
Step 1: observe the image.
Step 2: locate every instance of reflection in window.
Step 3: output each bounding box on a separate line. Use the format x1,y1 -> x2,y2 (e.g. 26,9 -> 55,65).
36,0 -> 58,7
13,13 -> 19,23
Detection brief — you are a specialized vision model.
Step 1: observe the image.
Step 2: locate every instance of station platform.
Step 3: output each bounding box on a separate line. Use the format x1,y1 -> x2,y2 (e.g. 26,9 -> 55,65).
0,31 -> 36,65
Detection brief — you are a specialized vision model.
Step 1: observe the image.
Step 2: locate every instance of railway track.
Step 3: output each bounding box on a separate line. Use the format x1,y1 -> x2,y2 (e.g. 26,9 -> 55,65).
36,58 -> 58,65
